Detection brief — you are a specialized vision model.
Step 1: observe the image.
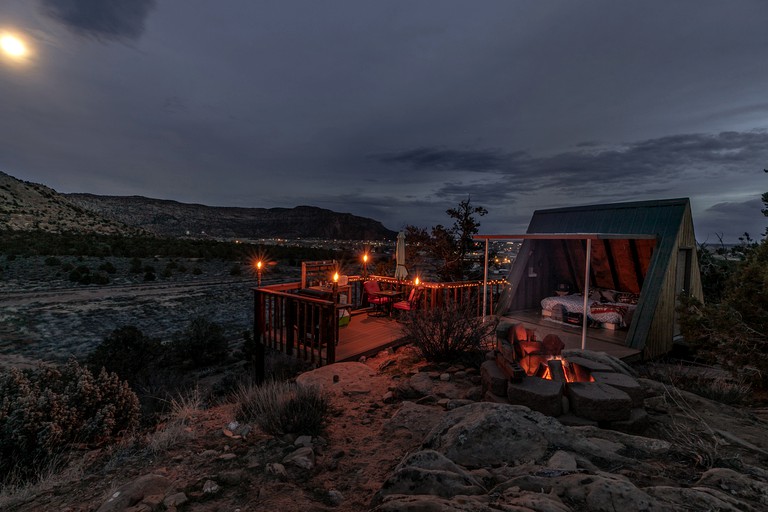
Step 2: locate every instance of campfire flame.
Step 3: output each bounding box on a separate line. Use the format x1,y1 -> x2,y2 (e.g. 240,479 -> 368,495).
538,356 -> 595,383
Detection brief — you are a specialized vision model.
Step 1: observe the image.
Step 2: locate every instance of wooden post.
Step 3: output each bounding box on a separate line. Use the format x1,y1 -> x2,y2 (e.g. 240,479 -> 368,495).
253,289 -> 265,384
286,296 -> 296,357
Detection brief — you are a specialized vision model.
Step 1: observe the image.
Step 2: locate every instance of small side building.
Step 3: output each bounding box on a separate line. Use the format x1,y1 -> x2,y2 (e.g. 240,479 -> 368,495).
497,198 -> 703,358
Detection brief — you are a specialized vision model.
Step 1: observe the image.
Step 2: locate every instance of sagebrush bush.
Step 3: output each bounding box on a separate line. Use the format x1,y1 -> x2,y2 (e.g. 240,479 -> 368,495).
0,361 -> 139,485
171,317 -> 228,368
400,302 -> 496,362
234,380 -> 329,436
86,326 -> 164,385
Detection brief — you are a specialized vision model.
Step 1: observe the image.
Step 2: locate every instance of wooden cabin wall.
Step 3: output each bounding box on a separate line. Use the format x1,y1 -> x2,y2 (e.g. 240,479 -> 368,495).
643,206 -> 700,358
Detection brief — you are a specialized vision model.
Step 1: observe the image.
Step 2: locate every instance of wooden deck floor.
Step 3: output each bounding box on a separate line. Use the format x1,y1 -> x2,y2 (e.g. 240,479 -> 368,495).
502,309 -> 641,361
335,311 -> 408,362
313,308 -> 639,365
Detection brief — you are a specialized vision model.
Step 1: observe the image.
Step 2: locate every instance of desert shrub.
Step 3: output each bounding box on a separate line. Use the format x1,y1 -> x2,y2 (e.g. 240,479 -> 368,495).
98,261 -> 117,274
129,257 -> 143,274
677,294 -> 768,389
86,326 -> 164,386
230,263 -> 242,276
143,270 -> 156,281
44,256 -> 61,266
725,240 -> 768,335
0,361 -> 139,485
400,302 -> 497,362
234,380 -> 329,436
170,317 -> 228,368
192,267 -> 203,275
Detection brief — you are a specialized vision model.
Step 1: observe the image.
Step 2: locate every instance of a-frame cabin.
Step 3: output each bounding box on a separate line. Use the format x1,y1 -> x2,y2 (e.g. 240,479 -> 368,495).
497,198 -> 703,359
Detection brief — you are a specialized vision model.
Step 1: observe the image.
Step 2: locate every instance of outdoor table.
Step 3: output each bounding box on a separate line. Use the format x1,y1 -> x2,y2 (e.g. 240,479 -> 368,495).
372,289 -> 404,317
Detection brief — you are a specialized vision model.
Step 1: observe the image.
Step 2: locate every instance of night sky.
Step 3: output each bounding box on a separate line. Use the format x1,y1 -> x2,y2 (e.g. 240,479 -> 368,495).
1,1 -> 767,243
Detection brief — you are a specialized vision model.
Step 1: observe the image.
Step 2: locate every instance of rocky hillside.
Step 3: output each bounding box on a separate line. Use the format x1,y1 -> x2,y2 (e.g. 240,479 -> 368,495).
66,193 -> 397,240
3,353 -> 768,511
0,171 -> 138,235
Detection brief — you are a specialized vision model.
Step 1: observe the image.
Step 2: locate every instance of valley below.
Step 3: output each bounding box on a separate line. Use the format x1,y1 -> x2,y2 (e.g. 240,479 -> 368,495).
0,256 -> 292,368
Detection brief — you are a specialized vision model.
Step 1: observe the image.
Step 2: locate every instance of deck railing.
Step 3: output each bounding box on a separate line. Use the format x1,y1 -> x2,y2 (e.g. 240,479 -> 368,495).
252,275 -> 507,381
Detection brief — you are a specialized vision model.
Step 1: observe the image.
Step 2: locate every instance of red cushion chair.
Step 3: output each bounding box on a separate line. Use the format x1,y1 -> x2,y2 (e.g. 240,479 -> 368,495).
393,287 -> 422,314
363,280 -> 391,315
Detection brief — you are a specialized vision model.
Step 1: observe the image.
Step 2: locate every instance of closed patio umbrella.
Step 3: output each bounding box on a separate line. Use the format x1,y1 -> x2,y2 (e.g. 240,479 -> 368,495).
394,231 -> 408,280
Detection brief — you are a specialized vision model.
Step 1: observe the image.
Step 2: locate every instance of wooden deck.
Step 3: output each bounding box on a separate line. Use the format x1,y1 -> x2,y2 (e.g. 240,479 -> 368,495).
337,308 -> 641,363
502,309 -> 642,361
335,310 -> 408,361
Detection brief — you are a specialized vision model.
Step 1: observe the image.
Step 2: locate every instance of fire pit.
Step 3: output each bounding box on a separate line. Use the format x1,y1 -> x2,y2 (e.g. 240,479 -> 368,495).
482,321 -> 647,429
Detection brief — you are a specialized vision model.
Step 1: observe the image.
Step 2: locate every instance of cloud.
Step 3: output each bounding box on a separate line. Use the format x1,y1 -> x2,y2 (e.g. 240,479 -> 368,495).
39,0 -> 156,41
376,130 -> 768,199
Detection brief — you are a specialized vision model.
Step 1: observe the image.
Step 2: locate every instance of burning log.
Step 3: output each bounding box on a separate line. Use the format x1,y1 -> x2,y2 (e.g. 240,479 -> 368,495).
547,359 -> 567,383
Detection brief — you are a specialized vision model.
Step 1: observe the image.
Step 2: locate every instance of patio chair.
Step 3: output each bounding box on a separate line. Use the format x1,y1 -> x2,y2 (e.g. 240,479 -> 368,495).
392,287 -> 423,317
363,280 -> 391,316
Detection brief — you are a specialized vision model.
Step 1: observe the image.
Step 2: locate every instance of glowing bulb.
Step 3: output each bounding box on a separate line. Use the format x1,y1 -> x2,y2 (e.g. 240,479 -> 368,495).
363,254 -> 368,263
415,277 -> 420,286
333,272 -> 339,283
256,261 -> 262,270
1,33 -> 27,58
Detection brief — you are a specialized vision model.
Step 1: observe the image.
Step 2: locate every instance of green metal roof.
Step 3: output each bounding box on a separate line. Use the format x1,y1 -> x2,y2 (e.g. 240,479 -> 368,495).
527,198 -> 690,238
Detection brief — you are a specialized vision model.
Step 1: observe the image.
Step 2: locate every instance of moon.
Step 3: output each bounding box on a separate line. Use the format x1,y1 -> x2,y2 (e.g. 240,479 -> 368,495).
1,33 -> 28,59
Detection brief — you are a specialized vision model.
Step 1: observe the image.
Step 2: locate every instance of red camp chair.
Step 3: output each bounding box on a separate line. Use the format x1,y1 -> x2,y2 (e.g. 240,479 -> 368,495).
392,287 -> 423,317
363,280 -> 391,316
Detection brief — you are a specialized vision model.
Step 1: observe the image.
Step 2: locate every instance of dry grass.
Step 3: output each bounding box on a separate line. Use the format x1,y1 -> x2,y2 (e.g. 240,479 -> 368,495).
660,384 -> 741,470
233,380 -> 330,436
642,361 -> 752,405
0,452 -> 85,510
146,387 -> 203,454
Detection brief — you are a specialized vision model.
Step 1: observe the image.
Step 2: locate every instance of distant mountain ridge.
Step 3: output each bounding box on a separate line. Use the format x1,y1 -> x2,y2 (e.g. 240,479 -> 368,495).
0,171 -> 395,240
0,171 -> 139,235
65,193 -> 397,240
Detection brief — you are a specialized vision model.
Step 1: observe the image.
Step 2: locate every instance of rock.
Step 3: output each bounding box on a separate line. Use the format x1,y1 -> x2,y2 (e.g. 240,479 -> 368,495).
266,462 -> 288,480
218,453 -> 237,461
646,485 -> 749,511
591,371 -> 645,407
382,391 -> 396,403
97,474 -> 171,512
569,426 -> 671,456
562,349 -> 638,376
199,449 -> 219,458
494,471 -> 664,512
696,467 -> 768,504
327,489 -> 344,506
423,403 -> 551,467
217,469 -> 245,486
567,382 -> 632,421
163,493 -> 188,508
294,435 -> 313,447
439,373 -> 451,382
608,407 -> 649,434
202,480 -> 220,495
482,390 -> 510,404
547,450 -> 578,471
296,362 -> 376,396
409,372 -> 434,396
480,360 -> 508,397
463,386 -> 483,401
507,376 -> 564,417
445,399 -> 474,410
373,450 -> 485,506
283,446 -> 315,470
373,494 -> 492,511
382,401 -> 444,441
